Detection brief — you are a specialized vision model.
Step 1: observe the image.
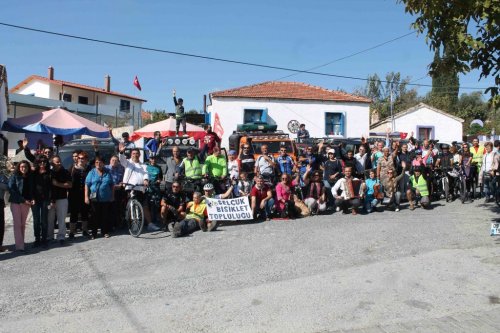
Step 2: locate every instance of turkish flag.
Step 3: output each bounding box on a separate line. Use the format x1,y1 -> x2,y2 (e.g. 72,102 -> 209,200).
133,76 -> 142,91
400,132 -> 408,139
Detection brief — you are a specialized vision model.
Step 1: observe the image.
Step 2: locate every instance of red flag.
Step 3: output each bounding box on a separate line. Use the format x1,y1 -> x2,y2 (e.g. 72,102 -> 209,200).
133,76 -> 142,91
213,112 -> 224,138
399,132 -> 408,139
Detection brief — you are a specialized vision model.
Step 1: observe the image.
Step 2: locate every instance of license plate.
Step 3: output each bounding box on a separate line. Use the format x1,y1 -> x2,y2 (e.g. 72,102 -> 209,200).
490,223 -> 500,236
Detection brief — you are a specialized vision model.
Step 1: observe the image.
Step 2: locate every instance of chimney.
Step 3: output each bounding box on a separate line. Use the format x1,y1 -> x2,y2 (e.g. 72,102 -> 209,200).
203,95 -> 207,113
104,75 -> 111,92
48,66 -> 54,80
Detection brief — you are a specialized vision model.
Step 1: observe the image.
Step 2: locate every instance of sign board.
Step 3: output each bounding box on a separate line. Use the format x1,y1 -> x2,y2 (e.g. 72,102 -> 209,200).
490,223 -> 500,236
205,196 -> 253,221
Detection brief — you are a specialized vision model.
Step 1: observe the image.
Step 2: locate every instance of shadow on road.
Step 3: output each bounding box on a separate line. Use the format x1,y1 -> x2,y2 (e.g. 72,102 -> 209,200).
79,247 -> 147,333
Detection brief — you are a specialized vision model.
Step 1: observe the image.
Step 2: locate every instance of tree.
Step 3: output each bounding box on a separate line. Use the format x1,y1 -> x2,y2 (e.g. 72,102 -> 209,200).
399,0 -> 500,104
359,72 -> 421,120
143,109 -> 170,125
187,109 -> 200,114
427,48 -> 460,113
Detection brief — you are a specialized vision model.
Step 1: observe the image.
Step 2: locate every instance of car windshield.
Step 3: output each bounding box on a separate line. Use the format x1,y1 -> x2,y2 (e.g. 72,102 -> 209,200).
251,141 -> 293,155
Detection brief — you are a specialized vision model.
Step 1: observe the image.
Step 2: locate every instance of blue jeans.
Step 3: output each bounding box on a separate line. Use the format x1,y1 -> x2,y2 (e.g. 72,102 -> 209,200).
256,198 -> 275,219
364,196 -> 379,213
32,200 -> 49,242
178,218 -> 200,236
483,174 -> 496,198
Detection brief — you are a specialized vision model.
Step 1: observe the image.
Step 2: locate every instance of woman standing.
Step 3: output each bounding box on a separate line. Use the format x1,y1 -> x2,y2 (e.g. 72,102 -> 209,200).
85,156 -> 114,238
31,158 -> 51,247
68,151 -> 91,239
8,160 -> 34,252
460,144 -> 474,202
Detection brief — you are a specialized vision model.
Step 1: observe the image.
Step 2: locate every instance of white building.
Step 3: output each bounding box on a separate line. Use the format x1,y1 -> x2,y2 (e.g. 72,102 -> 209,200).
370,103 -> 464,142
207,81 -> 371,146
9,66 -> 146,121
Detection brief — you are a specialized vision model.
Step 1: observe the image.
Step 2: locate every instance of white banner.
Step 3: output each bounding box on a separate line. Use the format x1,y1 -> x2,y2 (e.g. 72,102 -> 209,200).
205,197 -> 253,221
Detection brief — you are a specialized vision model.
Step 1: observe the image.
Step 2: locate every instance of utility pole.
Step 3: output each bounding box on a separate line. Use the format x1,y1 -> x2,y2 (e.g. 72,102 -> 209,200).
390,81 -> 395,132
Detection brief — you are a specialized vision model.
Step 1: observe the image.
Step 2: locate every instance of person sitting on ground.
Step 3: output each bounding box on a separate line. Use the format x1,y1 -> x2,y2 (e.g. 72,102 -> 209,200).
161,181 -> 187,227
250,176 -> 274,220
302,166 -> 327,215
363,169 -> 381,214
168,191 -> 207,238
407,167 -> 430,210
236,172 -> 252,198
275,173 -> 300,218
332,166 -> 363,215
382,168 -> 404,212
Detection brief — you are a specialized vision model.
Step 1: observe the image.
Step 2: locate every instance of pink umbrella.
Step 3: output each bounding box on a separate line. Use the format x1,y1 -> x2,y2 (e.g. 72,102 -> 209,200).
2,108 -> 110,138
131,117 -> 205,141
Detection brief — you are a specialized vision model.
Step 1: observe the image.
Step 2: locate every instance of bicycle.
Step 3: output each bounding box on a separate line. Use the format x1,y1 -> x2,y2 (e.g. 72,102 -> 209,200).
122,183 -> 145,237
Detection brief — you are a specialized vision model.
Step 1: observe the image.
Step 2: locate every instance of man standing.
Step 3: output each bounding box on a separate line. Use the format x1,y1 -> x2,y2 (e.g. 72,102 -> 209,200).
254,145 -> 276,183
48,156 -> 72,245
276,147 -> 295,176
296,124 -> 310,141
164,146 -> 183,190
203,147 -> 227,193
201,124 -> 221,157
173,89 -> 187,136
238,144 -> 255,180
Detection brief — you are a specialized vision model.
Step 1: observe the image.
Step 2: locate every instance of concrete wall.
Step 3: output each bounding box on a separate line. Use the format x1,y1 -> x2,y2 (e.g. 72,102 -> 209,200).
208,98 -> 370,147
371,106 -> 463,142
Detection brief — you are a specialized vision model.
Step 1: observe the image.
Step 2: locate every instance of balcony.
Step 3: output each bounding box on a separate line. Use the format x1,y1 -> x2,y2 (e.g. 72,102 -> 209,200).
9,93 -> 124,117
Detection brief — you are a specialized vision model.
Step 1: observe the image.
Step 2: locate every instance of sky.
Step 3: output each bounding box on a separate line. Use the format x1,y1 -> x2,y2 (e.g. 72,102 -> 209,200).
0,0 -> 494,113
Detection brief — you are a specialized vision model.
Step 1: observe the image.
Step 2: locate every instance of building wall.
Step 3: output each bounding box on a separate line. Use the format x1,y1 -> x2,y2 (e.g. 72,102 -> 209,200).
208,98 -> 370,147
371,107 -> 463,142
17,81 -> 50,98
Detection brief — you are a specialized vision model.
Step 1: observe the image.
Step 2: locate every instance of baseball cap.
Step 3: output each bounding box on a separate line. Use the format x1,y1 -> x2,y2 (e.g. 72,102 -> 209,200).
327,148 -> 335,155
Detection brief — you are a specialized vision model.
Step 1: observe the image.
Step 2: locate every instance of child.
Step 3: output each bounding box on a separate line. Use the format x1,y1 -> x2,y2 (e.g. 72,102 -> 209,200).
237,172 -> 252,198
364,170 -> 381,213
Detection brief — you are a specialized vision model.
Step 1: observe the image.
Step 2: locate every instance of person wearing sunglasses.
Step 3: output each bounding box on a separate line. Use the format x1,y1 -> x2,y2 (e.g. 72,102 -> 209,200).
459,144 -> 475,202
276,147 -> 295,176
238,144 -> 255,180
68,151 -> 91,239
161,181 -> 187,227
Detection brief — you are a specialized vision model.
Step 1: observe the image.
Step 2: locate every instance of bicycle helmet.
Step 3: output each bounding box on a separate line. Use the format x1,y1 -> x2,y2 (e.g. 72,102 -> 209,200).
203,183 -> 214,191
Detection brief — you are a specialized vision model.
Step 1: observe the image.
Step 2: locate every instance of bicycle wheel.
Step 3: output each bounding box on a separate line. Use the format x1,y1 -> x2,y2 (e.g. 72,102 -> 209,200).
127,199 -> 144,237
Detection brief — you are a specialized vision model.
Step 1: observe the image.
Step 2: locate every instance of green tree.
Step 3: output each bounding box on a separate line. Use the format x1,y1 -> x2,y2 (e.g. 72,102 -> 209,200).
399,0 -> 500,104
143,109 -> 169,125
427,48 -> 460,113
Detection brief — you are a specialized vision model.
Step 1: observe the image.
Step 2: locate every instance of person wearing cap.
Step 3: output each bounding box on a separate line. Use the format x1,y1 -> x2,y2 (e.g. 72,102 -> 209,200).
322,148 -> 343,208
146,154 -> 163,227
406,167 -> 430,210
411,150 -> 425,169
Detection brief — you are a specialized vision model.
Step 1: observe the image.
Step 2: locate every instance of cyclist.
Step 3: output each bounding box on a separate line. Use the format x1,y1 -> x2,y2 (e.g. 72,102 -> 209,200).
201,182 -> 236,230
168,191 -> 207,238
161,181 -> 187,227
177,147 -> 204,196
202,147 -> 227,194
118,143 -> 158,231
470,138 -> 485,198
146,155 -> 163,226
407,167 -> 430,210
436,144 -> 455,200
459,143 -> 475,202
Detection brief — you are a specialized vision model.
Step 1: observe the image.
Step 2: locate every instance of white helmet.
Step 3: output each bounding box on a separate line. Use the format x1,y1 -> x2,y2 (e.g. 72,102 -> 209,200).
203,183 -> 214,191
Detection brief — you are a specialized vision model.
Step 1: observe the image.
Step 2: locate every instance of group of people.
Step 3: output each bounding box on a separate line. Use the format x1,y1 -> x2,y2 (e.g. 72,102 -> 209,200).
1,128 -> 499,251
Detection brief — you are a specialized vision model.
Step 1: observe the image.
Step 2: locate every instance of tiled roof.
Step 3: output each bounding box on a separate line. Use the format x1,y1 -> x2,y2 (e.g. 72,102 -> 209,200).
211,81 -> 371,103
10,75 -> 147,102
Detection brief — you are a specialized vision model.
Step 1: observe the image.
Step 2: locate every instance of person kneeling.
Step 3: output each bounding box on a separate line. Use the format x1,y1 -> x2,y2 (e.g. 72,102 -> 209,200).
382,169 -> 403,212
332,167 -> 362,215
406,167 -> 430,210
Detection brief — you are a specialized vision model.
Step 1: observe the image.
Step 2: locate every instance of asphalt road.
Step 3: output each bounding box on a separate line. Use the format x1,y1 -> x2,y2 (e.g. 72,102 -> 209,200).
1,199 -> 499,333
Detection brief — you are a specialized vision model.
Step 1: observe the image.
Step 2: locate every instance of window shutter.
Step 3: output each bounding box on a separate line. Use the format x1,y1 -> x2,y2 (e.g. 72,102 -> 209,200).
340,112 -> 346,136
205,112 -> 211,125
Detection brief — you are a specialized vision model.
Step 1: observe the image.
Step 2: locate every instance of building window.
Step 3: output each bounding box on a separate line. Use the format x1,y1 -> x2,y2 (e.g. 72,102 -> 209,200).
120,99 -> 131,112
78,96 -> 88,105
243,109 -> 267,124
418,127 -> 433,140
62,93 -> 72,102
325,112 -> 345,136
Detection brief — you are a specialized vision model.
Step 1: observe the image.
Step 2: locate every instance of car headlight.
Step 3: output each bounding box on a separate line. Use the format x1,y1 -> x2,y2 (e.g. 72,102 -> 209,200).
167,139 -> 174,145
174,139 -> 181,145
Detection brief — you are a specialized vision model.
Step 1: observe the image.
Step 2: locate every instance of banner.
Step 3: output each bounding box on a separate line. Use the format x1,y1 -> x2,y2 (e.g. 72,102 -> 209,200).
205,196 -> 253,221
213,112 -> 224,139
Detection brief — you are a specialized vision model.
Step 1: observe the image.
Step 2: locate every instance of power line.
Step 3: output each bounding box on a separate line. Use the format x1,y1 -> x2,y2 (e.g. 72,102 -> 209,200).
0,22 -> 490,91
275,31 -> 417,81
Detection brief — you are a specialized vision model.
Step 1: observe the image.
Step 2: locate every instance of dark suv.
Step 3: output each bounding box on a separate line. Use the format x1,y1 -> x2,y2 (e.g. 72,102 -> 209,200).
57,138 -> 117,169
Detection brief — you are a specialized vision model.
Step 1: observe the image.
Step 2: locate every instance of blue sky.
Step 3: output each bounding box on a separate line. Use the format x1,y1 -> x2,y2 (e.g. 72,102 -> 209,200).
0,0 -> 493,112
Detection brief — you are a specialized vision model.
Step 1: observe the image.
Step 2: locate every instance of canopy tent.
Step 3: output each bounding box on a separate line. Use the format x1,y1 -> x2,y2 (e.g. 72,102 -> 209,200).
131,117 -> 205,141
1,108 -> 110,138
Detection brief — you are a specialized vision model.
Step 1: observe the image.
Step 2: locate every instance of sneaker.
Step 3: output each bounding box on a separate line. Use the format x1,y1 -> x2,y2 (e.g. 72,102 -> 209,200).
167,222 -> 175,233
336,206 -> 340,212
351,209 -> 357,215
33,240 -> 41,248
208,221 -> 218,232
171,223 -> 182,238
147,223 -> 161,232
82,231 -> 90,238
104,234 -> 110,239
409,202 -> 415,211
0,246 -> 8,252
395,208 -> 400,212
68,233 -> 75,240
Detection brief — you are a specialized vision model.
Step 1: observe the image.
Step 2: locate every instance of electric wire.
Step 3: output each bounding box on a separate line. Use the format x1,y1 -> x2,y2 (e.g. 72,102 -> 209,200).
0,22 -> 490,91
